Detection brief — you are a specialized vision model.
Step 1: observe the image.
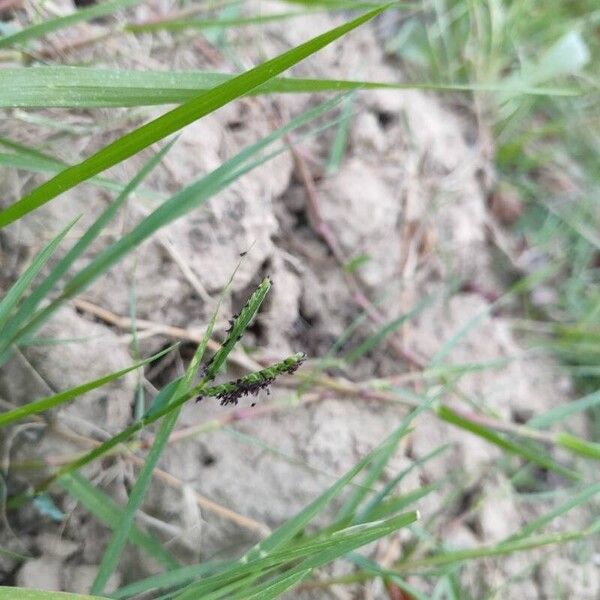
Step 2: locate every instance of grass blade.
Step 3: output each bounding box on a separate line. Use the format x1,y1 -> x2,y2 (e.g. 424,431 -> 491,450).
0,218 -> 76,333
345,296 -> 431,363
0,590 -> 102,599
58,473 -> 179,570
175,511 -> 419,598
91,268 -> 247,593
527,389 -> 600,429
0,67 -> 579,108
0,142 -> 174,363
396,522 -> 600,572
3,96 -> 342,368
511,481 -> 600,541
326,91 -> 355,173
437,405 -> 577,480
90,406 -> 181,594
0,345 -> 175,428
0,4 -> 390,228
0,0 -> 144,49
557,432 -> 600,461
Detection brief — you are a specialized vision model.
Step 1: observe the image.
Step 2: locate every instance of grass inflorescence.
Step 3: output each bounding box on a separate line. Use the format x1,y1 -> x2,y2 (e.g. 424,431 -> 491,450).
196,352 -> 307,405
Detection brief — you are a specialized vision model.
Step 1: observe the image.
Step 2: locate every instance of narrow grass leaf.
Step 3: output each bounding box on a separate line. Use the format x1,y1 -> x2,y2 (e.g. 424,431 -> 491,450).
348,554 -> 430,600
0,67 -> 579,108
356,444 -> 449,522
228,569 -> 311,600
437,405 -> 577,480
345,296 -> 431,363
0,143 -> 174,362
0,218 -> 76,333
0,0 -> 144,49
0,345 -> 175,428
0,4 -> 390,227
126,11 -> 318,33
91,267 -> 234,593
528,390 -> 600,429
326,91 -> 355,174
363,482 -> 441,522
0,590 -> 103,599
396,524 -> 599,571
0,153 -> 149,198
557,432 -> 600,461
59,473 -> 179,570
5,96 -> 341,368
0,136 -> 64,166
511,481 -> 600,541
90,407 -> 181,594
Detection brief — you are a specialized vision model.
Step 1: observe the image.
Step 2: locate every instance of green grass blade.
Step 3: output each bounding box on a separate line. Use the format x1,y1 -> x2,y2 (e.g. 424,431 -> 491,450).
0,67 -> 579,109
244,421 -> 419,561
126,11 -> 318,33
0,136 -> 64,166
527,389 -> 600,429
228,570 -> 311,600
90,406 -> 181,594
0,4 -> 390,228
326,91 -> 355,173
0,589 -> 102,599
348,554 -> 430,600
437,405 -> 577,480
110,562 -> 224,599
0,153 -> 148,197
0,142 -> 173,361
0,138 -> 160,199
396,523 -> 600,572
175,512 -> 419,598
557,432 -> 600,461
0,0 -> 143,49
3,96 -> 341,368
0,345 -> 175,428
356,444 -> 449,523
511,481 -> 600,541
58,473 -> 179,570
345,296 -> 431,363
91,267 -> 236,593
362,482 -> 441,522
0,218 -> 76,333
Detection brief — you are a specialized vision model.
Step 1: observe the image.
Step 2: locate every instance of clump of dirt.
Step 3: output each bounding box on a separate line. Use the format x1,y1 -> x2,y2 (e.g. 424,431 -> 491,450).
0,2 -> 595,597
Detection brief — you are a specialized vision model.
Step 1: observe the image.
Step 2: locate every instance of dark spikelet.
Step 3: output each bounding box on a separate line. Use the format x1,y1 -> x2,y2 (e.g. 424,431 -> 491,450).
200,355 -> 215,379
196,352 -> 306,406
225,313 -> 238,334
217,376 -> 275,406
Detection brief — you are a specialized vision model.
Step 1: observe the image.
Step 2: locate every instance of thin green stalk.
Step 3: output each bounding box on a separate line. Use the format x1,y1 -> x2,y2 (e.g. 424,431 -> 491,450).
0,4 -> 391,227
